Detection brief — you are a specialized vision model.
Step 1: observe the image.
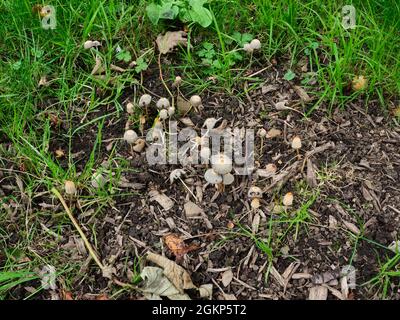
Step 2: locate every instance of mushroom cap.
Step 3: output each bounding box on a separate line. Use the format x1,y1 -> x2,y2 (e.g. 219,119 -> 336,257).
170,168 -> 185,183
291,136 -> 302,150
243,43 -> 254,53
159,109 -> 169,120
64,180 -> 76,195
283,192 -> 294,206
167,106 -> 175,117
84,40 -> 101,49
126,102 -> 134,114
257,128 -> 267,138
139,94 -> 152,107
132,138 -> 146,153
248,186 -> 263,199
204,169 -> 222,184
190,95 -> 202,107
250,39 -> 261,50
200,147 -> 211,161
211,153 -> 232,175
123,129 -> 138,144
222,173 -> 234,185
91,172 -> 106,189
173,76 -> 182,87
156,97 -> 170,109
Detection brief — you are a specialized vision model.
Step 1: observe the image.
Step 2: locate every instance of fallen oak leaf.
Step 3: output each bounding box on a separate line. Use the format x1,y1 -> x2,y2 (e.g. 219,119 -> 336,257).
156,31 -> 187,55
140,266 -> 191,300
146,252 -> 196,293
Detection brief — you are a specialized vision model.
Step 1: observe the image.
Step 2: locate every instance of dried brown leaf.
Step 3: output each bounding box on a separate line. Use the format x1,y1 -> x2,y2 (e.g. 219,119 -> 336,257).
156,31 -> 187,55
294,85 -> 312,103
164,233 -> 199,258
146,252 -> 196,293
308,286 -> 328,300
221,269 -> 233,287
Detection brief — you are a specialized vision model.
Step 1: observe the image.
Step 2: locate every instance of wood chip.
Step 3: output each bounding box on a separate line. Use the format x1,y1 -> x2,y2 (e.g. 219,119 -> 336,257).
184,201 -> 203,218
266,128 -> 281,139
342,220 -> 360,235
306,158 -> 317,187
149,190 -> 174,211
294,85 -> 312,103
221,269 -> 233,287
308,286 -> 328,300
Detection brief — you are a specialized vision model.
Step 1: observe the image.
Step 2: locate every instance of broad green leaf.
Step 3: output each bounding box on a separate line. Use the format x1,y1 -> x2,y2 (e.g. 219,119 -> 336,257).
284,70 -> 296,81
146,3 -> 161,25
189,6 -> 212,27
178,8 -> 191,23
159,2 -> 177,20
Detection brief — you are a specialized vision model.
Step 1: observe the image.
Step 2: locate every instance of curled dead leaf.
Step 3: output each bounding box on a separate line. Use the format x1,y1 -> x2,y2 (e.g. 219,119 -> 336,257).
164,233 -> 199,258
156,31 -> 187,55
266,128 -> 281,139
146,252 -> 196,293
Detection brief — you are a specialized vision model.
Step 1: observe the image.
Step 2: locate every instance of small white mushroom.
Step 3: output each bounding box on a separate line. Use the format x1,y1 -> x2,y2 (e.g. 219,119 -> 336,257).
243,43 -> 254,53
91,172 -> 106,189
190,95 -> 202,108
257,128 -> 267,138
123,129 -> 138,144
204,169 -> 222,184
167,107 -> 175,117
248,186 -> 263,199
291,136 -> 302,159
132,138 -> 146,153
159,109 -> 169,120
291,136 -> 302,150
172,76 -> 182,87
222,173 -> 234,185
250,39 -> 261,50
170,168 -> 185,184
248,186 -> 263,209
139,94 -> 152,107
64,180 -> 76,195
257,128 -> 267,153
84,40 -> 101,49
282,192 -> 294,206
156,97 -> 170,109
211,153 -> 232,175
126,102 -> 134,114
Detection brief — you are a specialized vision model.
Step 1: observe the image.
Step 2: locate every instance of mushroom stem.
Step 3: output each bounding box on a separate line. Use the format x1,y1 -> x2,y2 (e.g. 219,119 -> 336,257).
178,177 -> 198,202
157,52 -> 174,107
259,137 -> 264,155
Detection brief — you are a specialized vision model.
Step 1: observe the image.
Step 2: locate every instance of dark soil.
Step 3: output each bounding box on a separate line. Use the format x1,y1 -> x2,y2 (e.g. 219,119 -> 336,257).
1,59 -> 399,300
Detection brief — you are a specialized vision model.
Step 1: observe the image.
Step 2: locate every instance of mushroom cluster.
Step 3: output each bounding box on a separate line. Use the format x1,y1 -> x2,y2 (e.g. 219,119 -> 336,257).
123,129 -> 145,153
204,153 -> 234,192
248,186 -> 263,209
156,97 -> 175,120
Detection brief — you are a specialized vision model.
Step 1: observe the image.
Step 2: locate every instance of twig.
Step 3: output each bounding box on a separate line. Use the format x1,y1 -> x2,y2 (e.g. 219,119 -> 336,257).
157,52 -> 174,107
51,187 -> 104,270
